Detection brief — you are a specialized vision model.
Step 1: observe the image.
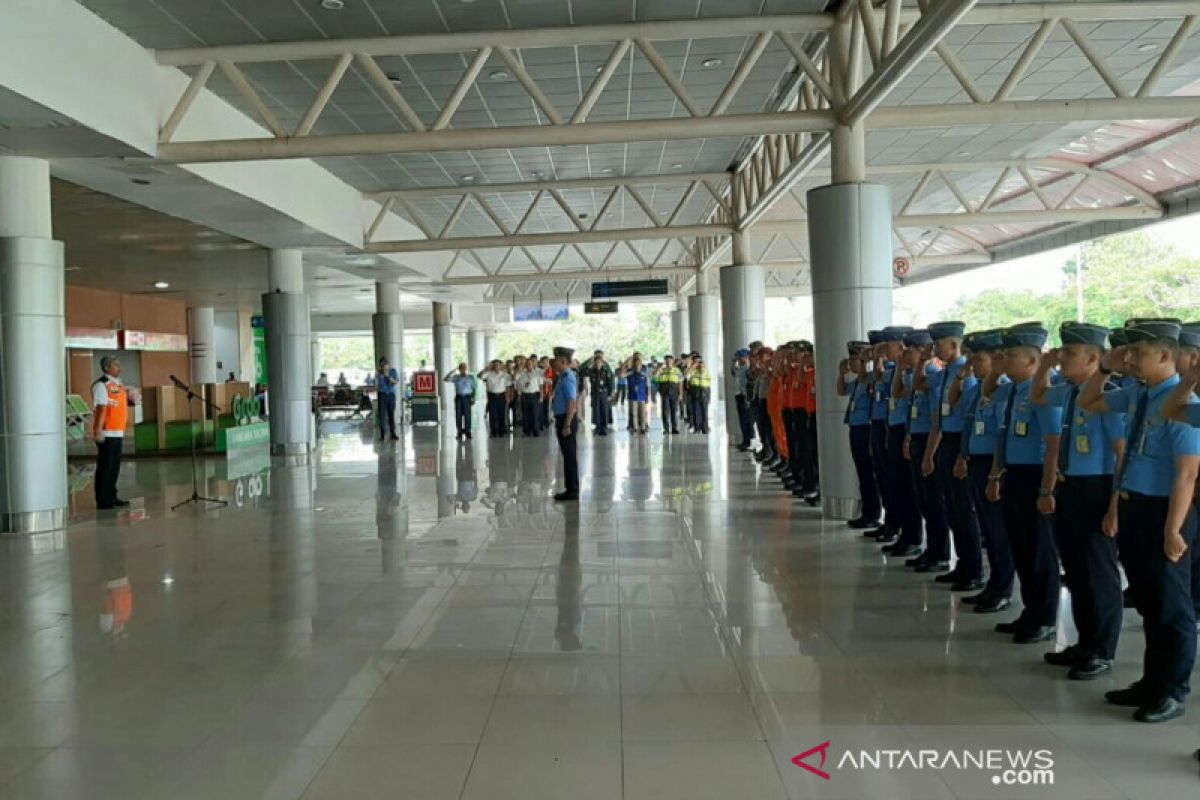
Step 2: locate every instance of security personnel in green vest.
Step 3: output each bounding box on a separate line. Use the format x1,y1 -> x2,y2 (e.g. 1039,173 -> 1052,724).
656,355 -> 683,434
686,355 -> 713,434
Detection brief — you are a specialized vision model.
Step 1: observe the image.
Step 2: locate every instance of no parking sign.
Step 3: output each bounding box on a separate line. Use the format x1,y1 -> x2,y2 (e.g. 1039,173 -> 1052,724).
893,257 -> 911,278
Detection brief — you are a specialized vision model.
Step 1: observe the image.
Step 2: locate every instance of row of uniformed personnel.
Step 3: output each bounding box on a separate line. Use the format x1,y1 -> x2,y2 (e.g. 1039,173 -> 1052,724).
837,318 -> 1200,724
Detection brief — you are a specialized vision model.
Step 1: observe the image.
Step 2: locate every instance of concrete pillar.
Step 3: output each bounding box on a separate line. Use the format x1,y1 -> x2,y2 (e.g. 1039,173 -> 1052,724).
807,122 -> 892,519
432,302 -> 454,420
484,331 -> 497,364
670,295 -> 690,356
310,337 -> 321,382
687,291 -> 720,398
187,306 -> 216,385
0,156 -> 66,533
372,280 -> 404,385
467,328 -> 486,371
719,233 -> 765,444
263,249 -> 313,458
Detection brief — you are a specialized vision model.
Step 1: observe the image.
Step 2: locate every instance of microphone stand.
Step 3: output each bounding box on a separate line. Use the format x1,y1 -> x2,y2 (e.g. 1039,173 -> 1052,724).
170,377 -> 228,511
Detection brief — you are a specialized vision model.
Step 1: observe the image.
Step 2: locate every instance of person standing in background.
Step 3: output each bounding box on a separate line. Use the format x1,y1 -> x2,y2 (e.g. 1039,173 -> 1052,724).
92,356 -> 137,510
444,363 -> 477,440
626,356 -> 650,434
515,356 -> 545,437
376,356 -> 400,441
478,359 -> 513,437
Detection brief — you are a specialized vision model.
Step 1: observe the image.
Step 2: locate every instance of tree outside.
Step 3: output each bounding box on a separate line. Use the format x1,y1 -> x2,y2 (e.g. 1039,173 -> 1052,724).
942,230 -> 1200,343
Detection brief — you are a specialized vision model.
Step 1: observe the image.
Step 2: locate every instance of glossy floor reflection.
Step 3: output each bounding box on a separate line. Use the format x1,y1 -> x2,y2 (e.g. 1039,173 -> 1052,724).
0,411 -> 1197,799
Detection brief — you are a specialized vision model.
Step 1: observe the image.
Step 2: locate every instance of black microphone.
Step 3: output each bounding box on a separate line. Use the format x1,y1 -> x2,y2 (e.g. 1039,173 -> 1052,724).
169,374 -> 189,390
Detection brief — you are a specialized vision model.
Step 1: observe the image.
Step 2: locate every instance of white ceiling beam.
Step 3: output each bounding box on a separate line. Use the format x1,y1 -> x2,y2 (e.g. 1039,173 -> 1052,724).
895,207 -> 1162,228
366,172 -> 729,200
364,224 -> 732,254
443,265 -> 699,286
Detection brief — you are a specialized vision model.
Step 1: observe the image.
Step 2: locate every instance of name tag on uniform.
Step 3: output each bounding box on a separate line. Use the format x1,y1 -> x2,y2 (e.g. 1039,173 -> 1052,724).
974,420 -> 986,436
910,404 -> 919,420
941,402 -> 952,417
875,391 -> 883,402
1014,420 -> 1029,437
889,398 -> 896,412
1076,435 -> 1090,455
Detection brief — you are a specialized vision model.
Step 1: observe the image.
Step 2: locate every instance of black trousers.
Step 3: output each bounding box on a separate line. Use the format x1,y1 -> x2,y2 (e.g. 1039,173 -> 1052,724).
521,393 -> 541,435
938,433 -> 982,578
1055,475 -> 1121,659
94,437 -> 123,507
755,399 -> 775,454
1117,492 -> 1197,702
378,392 -> 397,437
968,456 -> 1014,600
887,425 -> 923,548
783,408 -> 803,480
688,389 -> 710,433
869,420 -> 893,529
909,433 -> 950,561
849,425 -> 881,521
735,394 -> 754,446
591,391 -> 611,433
486,392 -> 508,436
660,389 -> 679,432
454,395 -> 473,435
555,414 -> 580,495
542,395 -> 551,430
800,410 -> 818,493
1002,464 -> 1061,630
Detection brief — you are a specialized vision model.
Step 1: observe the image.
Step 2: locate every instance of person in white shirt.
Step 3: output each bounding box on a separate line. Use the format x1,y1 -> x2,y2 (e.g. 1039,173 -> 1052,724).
515,357 -> 546,436
478,359 -> 514,437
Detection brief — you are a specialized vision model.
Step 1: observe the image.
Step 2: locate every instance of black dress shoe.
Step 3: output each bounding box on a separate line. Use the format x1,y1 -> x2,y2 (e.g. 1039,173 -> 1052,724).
875,530 -> 899,544
994,619 -> 1022,634
950,578 -> 985,592
1044,644 -> 1084,667
1013,625 -> 1056,644
887,544 -> 922,558
1068,656 -> 1113,681
974,597 -> 1011,613
914,560 -> 950,574
905,554 -> 927,567
849,517 -> 881,530
1106,684 -> 1149,707
112,498 -> 130,507
933,570 -> 962,584
862,527 -> 881,539
1134,696 -> 1185,723
553,492 -> 579,503
961,592 -> 989,605
803,494 -> 820,507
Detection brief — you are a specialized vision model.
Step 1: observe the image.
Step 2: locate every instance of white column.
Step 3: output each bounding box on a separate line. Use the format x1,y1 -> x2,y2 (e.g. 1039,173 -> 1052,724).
467,328 -> 486,371
432,302 -> 454,421
0,156 -> 66,533
310,337 -> 321,382
719,233 -> 765,444
670,295 -> 690,356
484,331 -> 497,364
263,249 -> 313,458
372,280 -> 404,381
187,306 -> 216,385
808,120 -> 892,519
687,291 -> 721,426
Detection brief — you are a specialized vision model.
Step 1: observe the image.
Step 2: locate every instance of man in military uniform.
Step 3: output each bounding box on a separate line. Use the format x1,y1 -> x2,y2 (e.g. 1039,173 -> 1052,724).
897,329 -> 950,573
838,340 -> 882,528
583,351 -> 615,436
551,347 -> 580,502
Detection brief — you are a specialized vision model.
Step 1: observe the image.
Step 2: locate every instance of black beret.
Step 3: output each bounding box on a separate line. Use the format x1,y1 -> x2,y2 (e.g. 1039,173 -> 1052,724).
553,347 -> 575,359
1108,328 -> 1129,348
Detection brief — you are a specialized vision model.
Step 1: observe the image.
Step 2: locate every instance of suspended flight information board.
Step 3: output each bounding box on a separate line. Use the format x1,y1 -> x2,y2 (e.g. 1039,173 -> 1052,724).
590,279 -> 669,299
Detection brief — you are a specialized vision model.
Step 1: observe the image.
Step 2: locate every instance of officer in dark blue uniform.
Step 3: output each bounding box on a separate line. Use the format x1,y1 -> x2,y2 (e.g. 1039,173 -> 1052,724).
987,322 -> 1063,644
865,330 -> 895,540
879,326 -> 922,557
957,329 -> 1015,613
1033,322 -> 1125,680
899,329 -> 952,573
838,340 -> 881,529
1079,319 -> 1200,723
924,321 -> 984,591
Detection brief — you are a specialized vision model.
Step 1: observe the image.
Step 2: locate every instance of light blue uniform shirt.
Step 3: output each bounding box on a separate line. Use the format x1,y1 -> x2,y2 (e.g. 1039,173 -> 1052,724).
961,381 -> 1005,456
1043,382 -> 1124,476
931,356 -> 975,434
995,378 -> 1063,466
872,363 -> 894,422
888,367 -> 911,427
552,370 -> 578,415
907,366 -> 937,435
846,378 -> 872,426
377,367 -> 400,395
446,374 -> 476,396
1111,374 -> 1200,496
1187,402 -> 1200,428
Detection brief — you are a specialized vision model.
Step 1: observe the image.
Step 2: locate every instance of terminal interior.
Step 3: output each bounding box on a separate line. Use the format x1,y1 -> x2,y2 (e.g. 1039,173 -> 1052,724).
2,1 -> 1200,798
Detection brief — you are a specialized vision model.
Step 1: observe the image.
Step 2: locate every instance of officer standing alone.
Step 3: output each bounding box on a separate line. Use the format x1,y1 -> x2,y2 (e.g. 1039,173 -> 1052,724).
91,356 -> 137,510
551,347 -> 580,502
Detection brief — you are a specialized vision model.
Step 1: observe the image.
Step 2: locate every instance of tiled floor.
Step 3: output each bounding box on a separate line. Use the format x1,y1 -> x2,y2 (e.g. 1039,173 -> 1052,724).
0,411 -> 1197,799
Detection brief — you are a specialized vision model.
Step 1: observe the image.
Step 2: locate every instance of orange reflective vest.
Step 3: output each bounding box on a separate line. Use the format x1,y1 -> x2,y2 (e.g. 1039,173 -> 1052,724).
95,378 -> 129,433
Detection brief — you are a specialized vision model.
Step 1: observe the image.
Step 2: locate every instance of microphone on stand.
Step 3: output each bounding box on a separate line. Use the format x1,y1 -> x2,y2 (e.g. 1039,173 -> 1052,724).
169,374 -> 189,391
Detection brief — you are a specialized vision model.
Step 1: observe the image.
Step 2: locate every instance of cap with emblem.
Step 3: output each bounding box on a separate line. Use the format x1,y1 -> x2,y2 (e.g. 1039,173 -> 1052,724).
1179,322 -> 1200,349
553,346 -> 575,360
902,329 -> 932,348
1002,322 -> 1049,350
880,325 -> 914,343
735,348 -> 751,358
867,330 -> 885,345
967,329 -> 1005,353
1060,321 -> 1111,348
928,321 -> 966,340
1124,318 -> 1183,344
847,340 -> 870,356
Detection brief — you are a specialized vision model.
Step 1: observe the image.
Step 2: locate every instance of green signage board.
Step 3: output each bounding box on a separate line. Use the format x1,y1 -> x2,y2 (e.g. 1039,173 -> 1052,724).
217,422 -> 270,453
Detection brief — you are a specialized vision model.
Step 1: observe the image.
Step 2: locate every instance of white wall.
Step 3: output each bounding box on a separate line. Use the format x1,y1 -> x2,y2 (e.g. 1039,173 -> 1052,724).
214,310 -> 241,380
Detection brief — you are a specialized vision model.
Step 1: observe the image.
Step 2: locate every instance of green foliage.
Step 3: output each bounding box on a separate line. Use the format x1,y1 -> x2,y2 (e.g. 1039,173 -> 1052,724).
945,230 -> 1200,343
